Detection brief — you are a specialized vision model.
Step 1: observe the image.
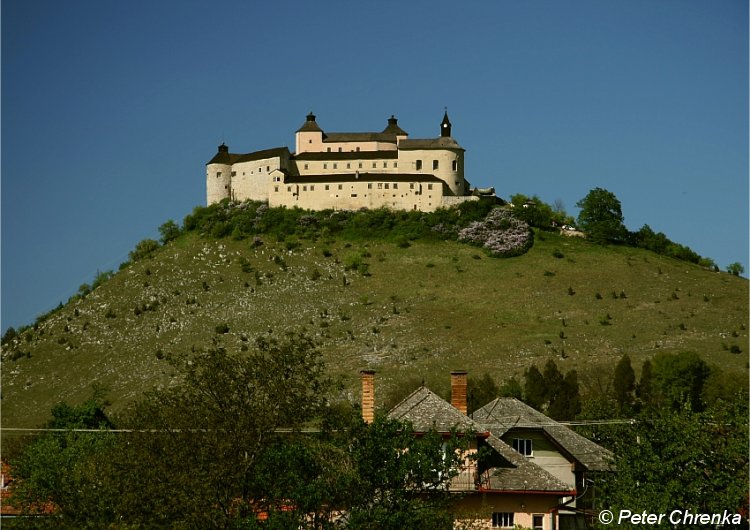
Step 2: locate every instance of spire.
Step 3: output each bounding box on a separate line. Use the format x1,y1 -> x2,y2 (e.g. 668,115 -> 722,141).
382,114 -> 408,137
297,111 -> 323,133
441,108 -> 452,137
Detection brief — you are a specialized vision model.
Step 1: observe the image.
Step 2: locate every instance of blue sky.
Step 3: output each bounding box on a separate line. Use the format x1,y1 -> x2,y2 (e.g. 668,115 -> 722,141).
2,0 -> 748,331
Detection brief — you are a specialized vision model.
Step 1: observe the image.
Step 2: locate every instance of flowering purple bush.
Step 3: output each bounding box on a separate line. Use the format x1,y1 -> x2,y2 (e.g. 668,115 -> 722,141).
457,208 -> 533,257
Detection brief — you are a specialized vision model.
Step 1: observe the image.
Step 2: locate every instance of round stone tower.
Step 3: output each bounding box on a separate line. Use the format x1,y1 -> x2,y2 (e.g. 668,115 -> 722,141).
206,143 -> 233,205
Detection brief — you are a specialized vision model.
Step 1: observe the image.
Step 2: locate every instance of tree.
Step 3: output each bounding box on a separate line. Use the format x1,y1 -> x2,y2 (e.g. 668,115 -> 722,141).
575,187 -> 627,244
128,238 -> 160,262
523,365 -> 546,410
635,359 -> 654,407
651,351 -> 710,411
498,376 -> 524,400
8,390 -> 116,520
467,373 -> 499,414
726,262 -> 744,276
548,369 -> 581,420
612,354 -> 636,412
596,399 -> 748,526
158,219 -> 182,244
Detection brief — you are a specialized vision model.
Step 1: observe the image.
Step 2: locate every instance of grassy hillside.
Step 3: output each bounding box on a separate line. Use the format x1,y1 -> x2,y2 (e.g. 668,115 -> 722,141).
2,224 -> 748,429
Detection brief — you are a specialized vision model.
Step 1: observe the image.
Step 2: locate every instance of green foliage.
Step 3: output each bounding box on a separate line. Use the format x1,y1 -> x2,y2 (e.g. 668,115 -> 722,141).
523,360 -> 581,420
128,238 -> 160,262
612,354 -> 636,411
510,193 -> 573,229
651,351 -> 710,411
576,187 -> 628,244
9,336 -> 465,528
158,219 -> 181,244
726,262 -> 744,276
467,373 -> 500,414
631,224 -> 703,264
594,399 -> 749,528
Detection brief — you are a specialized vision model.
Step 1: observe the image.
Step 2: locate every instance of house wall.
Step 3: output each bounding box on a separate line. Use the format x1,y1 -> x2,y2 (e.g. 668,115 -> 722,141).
453,493 -> 558,529
504,432 -> 576,488
397,148 -> 465,196
206,162 -> 232,204
295,131 -> 399,154
269,178 -> 444,212
230,155 -> 285,203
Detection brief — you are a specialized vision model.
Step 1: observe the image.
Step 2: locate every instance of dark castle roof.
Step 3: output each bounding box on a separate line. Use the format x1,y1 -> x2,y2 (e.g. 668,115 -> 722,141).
207,146 -> 290,165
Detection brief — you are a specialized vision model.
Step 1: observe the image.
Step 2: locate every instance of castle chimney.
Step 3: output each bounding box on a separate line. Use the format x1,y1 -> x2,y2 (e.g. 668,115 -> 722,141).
360,370 -> 375,424
451,370 -> 468,415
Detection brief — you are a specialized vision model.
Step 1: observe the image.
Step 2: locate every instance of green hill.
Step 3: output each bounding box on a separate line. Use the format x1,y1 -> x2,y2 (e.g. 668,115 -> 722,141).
2,208 -> 748,429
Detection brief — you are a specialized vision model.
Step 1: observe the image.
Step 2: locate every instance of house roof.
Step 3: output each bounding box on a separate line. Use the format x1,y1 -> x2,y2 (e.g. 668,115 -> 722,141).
207,146 -> 290,166
472,398 -> 613,472
398,137 -> 464,151
292,150 -> 399,161
387,387 -> 574,493
283,173 -> 444,184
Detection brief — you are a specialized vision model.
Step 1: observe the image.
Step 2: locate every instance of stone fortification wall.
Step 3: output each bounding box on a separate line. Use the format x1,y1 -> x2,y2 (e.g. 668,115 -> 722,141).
206,163 -> 232,204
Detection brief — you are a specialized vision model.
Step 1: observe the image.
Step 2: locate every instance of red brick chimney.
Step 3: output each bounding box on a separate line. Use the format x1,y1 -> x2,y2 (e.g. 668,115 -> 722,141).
451,370 -> 468,415
360,370 -> 376,424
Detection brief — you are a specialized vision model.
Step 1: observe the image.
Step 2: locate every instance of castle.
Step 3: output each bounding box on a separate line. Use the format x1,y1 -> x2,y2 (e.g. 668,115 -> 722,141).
206,111 -> 489,212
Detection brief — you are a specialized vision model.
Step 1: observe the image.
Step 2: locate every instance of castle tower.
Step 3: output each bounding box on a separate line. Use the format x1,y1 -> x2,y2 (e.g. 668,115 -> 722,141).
206,143 -> 233,205
295,112 -> 324,154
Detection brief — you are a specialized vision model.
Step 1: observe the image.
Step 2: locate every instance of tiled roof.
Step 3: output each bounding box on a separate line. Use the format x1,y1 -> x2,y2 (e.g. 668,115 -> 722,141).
207,147 -> 289,166
283,173 -> 444,184
292,150 -> 399,161
472,398 -> 613,472
399,137 -> 464,151
387,388 -> 574,493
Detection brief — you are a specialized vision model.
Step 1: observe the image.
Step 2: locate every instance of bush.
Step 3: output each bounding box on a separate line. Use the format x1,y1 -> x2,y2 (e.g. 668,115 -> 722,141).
457,208 -> 533,257
129,239 -> 160,262
215,323 -> 230,334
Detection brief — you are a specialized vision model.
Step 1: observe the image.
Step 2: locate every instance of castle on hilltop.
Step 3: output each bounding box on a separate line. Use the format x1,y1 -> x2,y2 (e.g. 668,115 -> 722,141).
206,111 -> 491,212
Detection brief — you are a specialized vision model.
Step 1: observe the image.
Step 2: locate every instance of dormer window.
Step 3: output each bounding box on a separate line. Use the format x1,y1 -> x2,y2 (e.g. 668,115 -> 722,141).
512,438 -> 533,457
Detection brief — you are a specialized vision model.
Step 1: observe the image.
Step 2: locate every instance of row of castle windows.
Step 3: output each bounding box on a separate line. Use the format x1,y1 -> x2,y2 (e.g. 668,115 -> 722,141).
298,160 -> 457,171
273,183 -> 434,193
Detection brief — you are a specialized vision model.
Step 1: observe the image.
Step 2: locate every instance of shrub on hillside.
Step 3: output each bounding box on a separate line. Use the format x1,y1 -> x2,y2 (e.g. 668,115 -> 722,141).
458,208 -> 532,257
129,239 -> 160,262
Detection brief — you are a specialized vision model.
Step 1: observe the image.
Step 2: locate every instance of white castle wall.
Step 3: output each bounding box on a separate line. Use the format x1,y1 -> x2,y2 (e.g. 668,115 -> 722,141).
230,155 -> 284,203
206,163 -> 232,204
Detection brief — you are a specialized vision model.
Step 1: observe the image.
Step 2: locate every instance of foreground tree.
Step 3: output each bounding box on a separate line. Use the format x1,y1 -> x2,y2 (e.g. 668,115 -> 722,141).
10,335 -> 466,528
576,187 -> 628,244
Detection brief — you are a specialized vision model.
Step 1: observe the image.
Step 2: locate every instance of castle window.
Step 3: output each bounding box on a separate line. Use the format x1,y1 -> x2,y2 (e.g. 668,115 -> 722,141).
512,439 -> 533,457
358,162 -> 363,169
216,172 -> 222,177
266,166 -> 270,171
372,162 -> 377,168
356,147 -> 360,152
368,183 -> 372,189
338,184 -> 343,190
287,186 -> 291,192
327,147 -> 331,152
351,193 -> 357,197
384,183 -> 389,189
304,163 -> 309,170
428,184 -> 433,190
309,139 -> 312,143
383,162 -> 388,168
274,186 -> 279,192
259,167 -> 263,172
231,171 -> 236,176
333,163 -> 338,169
325,185 -> 330,190
303,186 -> 307,191
310,185 -> 315,191
410,183 -> 415,190
433,160 -> 439,170
492,512 -> 515,528
324,163 -> 328,169
338,147 -> 342,152
377,183 -> 382,189
346,163 -> 351,169
393,183 -> 398,189
452,160 -> 457,171
416,160 -> 422,170
394,162 -> 398,168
